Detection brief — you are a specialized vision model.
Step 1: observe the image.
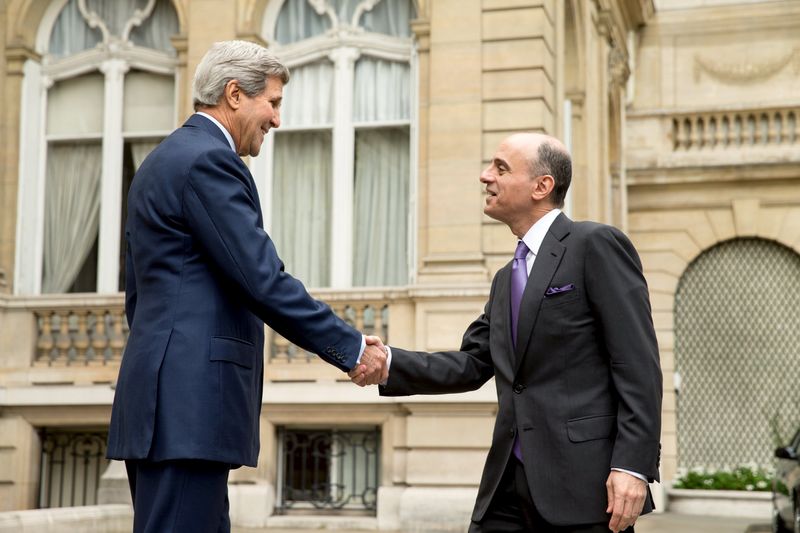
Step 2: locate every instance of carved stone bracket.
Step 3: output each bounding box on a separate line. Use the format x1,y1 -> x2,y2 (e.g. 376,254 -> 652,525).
608,43 -> 630,88
410,18 -> 430,52
694,48 -> 800,84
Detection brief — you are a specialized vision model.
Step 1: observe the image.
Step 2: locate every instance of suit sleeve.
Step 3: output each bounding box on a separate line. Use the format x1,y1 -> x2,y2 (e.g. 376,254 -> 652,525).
585,226 -> 662,482
181,148 -> 361,372
379,276 -> 497,396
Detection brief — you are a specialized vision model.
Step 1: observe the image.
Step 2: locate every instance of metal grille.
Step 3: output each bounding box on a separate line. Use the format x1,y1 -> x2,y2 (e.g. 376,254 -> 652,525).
276,428 -> 379,514
675,238 -> 800,470
38,429 -> 109,508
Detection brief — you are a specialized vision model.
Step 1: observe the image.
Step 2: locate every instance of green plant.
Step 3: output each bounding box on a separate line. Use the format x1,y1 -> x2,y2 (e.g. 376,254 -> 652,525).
673,466 -> 772,491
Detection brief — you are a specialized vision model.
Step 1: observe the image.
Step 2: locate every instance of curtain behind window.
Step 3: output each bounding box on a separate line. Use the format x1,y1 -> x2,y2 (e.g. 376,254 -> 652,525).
360,0 -> 415,37
353,128 -> 409,286
272,132 -> 332,288
49,0 -> 102,57
353,58 -> 410,123
275,0 -> 331,44
352,56 -> 410,286
129,0 -> 179,52
42,143 -> 102,293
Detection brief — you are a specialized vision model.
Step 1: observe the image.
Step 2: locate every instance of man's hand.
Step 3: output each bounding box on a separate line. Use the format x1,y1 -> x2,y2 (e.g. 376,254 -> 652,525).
606,470 -> 647,532
348,335 -> 388,386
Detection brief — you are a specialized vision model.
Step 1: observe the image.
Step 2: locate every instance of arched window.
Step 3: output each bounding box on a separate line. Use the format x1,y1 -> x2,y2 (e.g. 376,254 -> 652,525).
255,0 -> 416,288
16,0 -> 179,294
674,238 -> 800,470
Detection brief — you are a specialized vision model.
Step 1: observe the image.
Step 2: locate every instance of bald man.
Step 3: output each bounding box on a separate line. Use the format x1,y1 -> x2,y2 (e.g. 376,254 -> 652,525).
354,134 -> 662,532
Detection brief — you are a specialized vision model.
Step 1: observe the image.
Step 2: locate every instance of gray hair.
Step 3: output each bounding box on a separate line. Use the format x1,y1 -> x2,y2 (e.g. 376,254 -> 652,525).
192,40 -> 290,110
530,140 -> 572,209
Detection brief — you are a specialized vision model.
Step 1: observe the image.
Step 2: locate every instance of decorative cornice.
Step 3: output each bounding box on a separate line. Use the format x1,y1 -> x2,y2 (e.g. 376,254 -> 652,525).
694,48 -> 800,84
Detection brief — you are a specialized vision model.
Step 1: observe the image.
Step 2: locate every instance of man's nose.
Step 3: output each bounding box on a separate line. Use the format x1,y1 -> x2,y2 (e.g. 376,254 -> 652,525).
271,110 -> 281,128
479,167 -> 493,183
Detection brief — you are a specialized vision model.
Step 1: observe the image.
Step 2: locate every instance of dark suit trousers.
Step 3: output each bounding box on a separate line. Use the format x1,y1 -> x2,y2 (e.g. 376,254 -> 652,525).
126,459 -> 231,533
469,456 -> 633,533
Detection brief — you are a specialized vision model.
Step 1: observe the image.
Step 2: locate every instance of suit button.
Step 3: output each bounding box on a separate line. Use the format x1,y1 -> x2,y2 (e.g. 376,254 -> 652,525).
513,383 -> 524,394
509,428 -> 515,437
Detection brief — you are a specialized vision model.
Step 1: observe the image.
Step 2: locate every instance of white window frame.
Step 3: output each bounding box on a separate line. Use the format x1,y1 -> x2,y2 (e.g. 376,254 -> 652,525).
252,0 -> 418,289
15,0 -> 179,295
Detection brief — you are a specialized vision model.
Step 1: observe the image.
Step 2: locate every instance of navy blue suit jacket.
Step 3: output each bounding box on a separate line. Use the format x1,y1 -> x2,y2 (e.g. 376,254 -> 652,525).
108,114 -> 361,467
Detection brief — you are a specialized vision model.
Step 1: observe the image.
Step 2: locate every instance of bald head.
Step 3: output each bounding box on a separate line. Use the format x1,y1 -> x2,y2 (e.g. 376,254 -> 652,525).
506,133 -> 572,209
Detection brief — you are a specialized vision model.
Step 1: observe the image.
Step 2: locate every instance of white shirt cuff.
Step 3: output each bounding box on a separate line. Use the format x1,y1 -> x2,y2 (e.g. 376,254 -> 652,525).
611,468 -> 648,483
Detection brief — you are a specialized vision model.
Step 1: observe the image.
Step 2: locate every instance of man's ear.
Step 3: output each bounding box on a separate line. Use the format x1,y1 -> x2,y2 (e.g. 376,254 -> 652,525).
531,174 -> 555,201
223,80 -> 241,110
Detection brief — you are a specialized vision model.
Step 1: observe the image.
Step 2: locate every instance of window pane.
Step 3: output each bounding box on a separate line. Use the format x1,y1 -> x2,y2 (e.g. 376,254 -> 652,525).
353,127 -> 409,286
85,0 -> 149,37
38,430 -> 108,508
278,428 -> 379,513
47,73 -> 105,136
359,0 -> 416,37
130,0 -> 179,52
272,131 -> 332,288
353,58 -> 410,123
42,142 -> 102,293
330,0 -> 361,25
123,71 -> 175,133
281,61 -> 334,128
49,0 -> 102,57
275,0 -> 331,44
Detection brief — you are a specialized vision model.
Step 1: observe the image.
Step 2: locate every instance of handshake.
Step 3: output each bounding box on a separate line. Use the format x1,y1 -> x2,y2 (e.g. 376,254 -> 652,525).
348,335 -> 389,387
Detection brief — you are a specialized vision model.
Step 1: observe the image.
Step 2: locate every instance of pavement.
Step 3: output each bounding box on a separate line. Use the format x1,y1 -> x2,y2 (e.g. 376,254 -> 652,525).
636,512 -> 770,533
233,512 -> 772,533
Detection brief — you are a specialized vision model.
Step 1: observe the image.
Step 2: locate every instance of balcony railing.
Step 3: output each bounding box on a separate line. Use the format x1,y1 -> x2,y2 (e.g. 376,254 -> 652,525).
0,289 -> 411,373
270,302 -> 388,364
34,307 -> 127,366
671,107 -> 799,151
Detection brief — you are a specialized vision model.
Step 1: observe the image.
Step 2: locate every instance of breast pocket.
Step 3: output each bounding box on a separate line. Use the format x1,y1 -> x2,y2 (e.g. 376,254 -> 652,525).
540,287 -> 582,310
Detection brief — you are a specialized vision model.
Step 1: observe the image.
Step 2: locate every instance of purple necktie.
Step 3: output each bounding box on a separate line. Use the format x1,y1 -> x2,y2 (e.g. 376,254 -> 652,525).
510,240 -> 529,462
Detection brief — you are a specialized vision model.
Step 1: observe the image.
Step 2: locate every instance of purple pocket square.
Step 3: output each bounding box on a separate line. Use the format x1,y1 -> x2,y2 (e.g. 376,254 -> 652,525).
545,284 -> 575,297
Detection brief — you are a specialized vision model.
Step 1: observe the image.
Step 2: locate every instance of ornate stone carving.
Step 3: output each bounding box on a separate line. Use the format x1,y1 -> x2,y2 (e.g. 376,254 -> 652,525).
694,48 -> 800,84
608,43 -> 630,88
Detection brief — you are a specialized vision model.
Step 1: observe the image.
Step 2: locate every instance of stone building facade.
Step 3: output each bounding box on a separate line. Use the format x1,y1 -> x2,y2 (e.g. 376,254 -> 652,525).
0,0 -> 798,529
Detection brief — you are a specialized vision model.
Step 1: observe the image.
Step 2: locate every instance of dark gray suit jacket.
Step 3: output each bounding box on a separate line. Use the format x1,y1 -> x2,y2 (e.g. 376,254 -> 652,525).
380,213 -> 662,526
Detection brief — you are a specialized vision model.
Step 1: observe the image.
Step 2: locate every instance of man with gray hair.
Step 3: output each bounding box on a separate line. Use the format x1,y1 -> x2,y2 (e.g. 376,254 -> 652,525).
108,40 -> 387,533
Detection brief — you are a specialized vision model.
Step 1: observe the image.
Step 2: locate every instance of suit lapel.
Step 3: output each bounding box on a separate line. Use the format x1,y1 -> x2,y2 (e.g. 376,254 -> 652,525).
513,214 -> 571,373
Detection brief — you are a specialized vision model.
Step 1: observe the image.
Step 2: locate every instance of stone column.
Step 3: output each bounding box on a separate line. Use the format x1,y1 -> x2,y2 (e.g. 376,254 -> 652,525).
480,0 -> 558,274
416,0 -> 487,284
0,416 -> 40,511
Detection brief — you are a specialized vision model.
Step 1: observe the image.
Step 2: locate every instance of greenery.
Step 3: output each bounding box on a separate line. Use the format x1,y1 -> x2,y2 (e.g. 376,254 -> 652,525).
673,466 -> 772,492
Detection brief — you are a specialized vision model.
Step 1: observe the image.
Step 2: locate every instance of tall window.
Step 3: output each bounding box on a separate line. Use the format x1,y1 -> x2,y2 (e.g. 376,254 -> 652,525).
16,0 -> 179,294
256,0 -> 416,288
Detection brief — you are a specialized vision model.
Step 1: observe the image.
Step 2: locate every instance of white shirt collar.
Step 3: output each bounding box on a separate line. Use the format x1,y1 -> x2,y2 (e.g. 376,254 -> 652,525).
520,208 -> 562,257
196,112 -> 236,152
